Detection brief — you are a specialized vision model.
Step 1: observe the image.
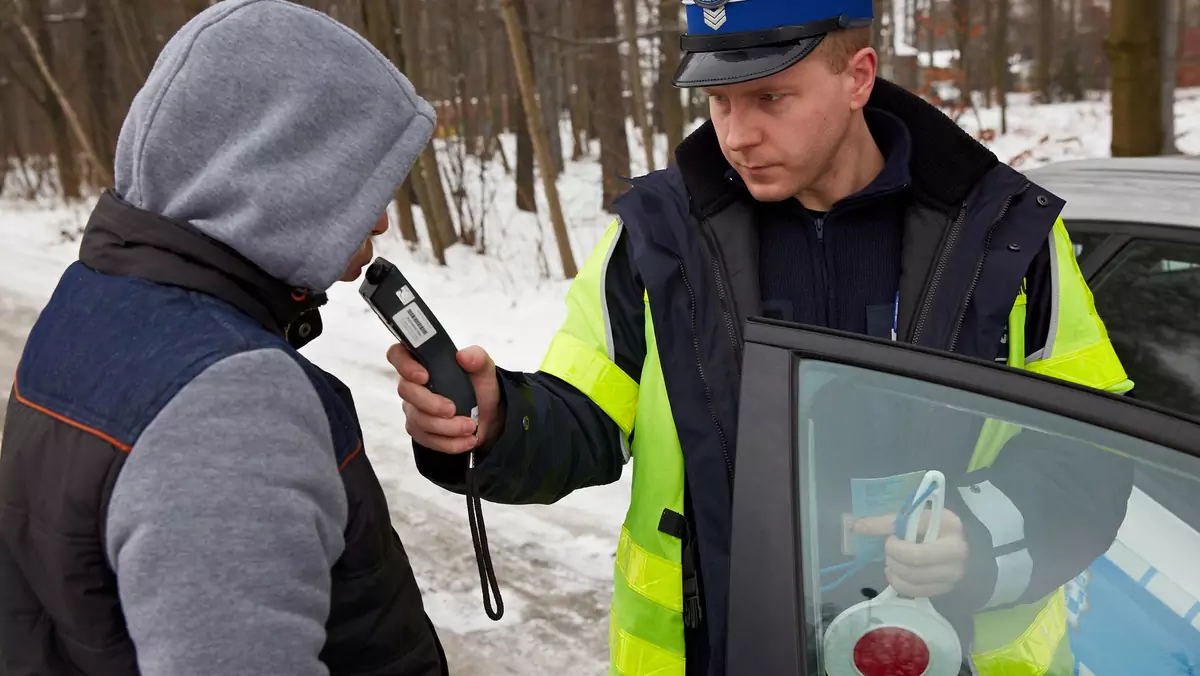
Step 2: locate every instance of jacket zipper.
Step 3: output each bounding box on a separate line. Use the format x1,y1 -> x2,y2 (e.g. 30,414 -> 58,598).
947,182 -> 1031,352
710,258 -> 742,373
698,218 -> 744,374
911,201 -> 969,344
814,215 -> 837,326
679,259 -> 736,483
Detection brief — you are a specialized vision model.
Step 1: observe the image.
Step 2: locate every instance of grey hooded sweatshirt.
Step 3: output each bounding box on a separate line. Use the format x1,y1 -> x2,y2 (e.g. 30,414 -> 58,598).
97,1 -> 434,674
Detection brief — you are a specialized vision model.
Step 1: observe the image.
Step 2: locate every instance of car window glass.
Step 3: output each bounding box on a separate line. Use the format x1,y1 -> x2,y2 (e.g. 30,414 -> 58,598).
1065,229 -> 1110,262
795,359 -> 1200,676
1090,239 -> 1200,419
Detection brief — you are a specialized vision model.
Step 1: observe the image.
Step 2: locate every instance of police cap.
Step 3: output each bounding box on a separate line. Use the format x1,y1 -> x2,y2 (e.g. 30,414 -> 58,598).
674,0 -> 874,88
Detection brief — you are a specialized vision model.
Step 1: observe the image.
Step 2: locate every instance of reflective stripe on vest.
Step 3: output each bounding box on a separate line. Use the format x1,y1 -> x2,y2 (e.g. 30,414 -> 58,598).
540,219 -> 639,455
972,590 -> 1071,676
967,217 -> 1130,675
610,611 -> 686,676
542,331 -> 639,437
617,526 -> 684,613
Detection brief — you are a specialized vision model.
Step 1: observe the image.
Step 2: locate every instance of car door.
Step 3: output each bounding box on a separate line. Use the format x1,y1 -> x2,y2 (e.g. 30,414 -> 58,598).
727,318 -> 1200,676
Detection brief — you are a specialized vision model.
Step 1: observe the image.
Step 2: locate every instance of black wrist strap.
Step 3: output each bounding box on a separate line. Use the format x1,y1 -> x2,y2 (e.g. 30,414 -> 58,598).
467,451 -> 504,621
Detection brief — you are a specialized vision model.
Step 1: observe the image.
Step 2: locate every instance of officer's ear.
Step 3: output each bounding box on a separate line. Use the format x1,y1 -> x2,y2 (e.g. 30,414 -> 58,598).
845,46 -> 877,112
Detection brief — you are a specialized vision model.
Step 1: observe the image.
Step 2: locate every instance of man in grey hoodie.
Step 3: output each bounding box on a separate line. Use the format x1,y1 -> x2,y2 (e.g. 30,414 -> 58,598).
0,2 -> 446,675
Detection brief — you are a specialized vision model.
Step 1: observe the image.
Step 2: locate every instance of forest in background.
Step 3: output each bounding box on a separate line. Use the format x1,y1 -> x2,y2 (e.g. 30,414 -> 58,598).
0,0 -> 1192,275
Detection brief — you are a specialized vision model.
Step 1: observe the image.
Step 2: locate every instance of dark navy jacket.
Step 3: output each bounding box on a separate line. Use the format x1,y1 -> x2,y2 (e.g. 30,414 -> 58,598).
414,79 -> 1129,675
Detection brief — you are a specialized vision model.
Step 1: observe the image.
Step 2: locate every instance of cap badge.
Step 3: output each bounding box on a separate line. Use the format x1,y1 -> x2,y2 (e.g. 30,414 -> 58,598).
695,0 -> 730,29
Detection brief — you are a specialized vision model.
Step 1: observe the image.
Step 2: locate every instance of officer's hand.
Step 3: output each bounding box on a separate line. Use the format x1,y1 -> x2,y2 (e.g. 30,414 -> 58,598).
387,344 -> 503,454
854,509 -> 969,598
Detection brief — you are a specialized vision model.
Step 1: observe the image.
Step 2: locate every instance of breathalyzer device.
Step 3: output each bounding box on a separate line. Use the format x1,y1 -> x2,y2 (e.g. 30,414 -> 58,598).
359,257 -> 478,425
358,256 -> 503,621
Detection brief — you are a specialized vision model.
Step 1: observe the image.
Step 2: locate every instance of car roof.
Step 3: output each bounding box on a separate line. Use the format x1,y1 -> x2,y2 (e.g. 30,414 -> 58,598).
1025,156 -> 1200,229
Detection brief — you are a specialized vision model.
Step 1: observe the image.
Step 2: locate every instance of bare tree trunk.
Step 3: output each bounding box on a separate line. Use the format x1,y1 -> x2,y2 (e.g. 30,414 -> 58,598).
0,77 -> 8,199
530,0 -> 564,175
411,163 -> 447,264
512,0 -> 537,212
952,0 -> 969,93
873,0 -> 884,49
1036,0 -> 1054,102
585,0 -> 631,212
130,0 -> 164,70
483,10 -> 505,163
907,0 -> 917,59
105,0 -> 149,82
461,1 -> 482,158
84,0 -> 115,171
13,0 -> 111,194
573,4 -> 596,157
923,0 -> 936,91
1108,0 -> 1164,157
993,0 -> 1010,134
1163,0 -> 1180,153
361,0 -> 418,243
620,0 -> 655,172
568,41 -> 587,161
419,144 -> 457,251
499,0 -> 578,278
396,179 -> 419,243
879,0 -> 895,79
405,0 -> 456,248
516,112 -> 537,207
181,0 -> 210,19
659,0 -> 684,164
397,0 -> 452,260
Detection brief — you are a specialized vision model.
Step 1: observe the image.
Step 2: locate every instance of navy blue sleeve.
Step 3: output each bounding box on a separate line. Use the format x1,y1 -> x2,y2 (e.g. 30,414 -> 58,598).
414,231 -> 645,504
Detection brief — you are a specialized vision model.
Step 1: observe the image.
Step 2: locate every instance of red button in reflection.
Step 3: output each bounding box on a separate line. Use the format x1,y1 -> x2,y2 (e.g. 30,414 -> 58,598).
852,627 -> 930,676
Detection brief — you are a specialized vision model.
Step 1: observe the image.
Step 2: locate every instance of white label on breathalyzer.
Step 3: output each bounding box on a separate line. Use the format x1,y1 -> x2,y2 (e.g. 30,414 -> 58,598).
398,285 -> 416,305
394,303 -> 436,348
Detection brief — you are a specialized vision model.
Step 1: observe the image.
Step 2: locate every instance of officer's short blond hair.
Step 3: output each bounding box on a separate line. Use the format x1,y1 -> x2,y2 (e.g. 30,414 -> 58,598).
820,27 -> 872,74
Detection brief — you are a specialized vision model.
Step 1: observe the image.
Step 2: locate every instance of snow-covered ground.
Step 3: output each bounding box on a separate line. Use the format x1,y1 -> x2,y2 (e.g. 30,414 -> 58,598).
3,91 -> 1200,673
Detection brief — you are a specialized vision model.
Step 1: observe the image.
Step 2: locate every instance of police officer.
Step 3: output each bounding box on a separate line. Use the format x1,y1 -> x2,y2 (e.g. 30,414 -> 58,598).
389,1 -> 1133,674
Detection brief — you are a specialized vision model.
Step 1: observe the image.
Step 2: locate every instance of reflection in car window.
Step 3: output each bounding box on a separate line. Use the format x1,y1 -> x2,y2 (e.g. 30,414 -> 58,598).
795,360 -> 1200,676
1066,230 -> 1109,263
1091,240 -> 1200,419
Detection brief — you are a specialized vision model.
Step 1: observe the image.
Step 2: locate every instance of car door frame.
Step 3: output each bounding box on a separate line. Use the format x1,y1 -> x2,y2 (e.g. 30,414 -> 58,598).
1066,220 -> 1200,283
725,317 -> 1200,676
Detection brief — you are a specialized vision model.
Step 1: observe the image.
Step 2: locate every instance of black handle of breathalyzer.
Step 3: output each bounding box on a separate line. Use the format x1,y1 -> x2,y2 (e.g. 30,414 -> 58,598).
359,257 -> 504,621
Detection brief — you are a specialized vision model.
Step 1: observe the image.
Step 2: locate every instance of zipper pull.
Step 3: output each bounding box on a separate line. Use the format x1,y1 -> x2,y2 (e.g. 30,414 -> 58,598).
815,216 -> 825,242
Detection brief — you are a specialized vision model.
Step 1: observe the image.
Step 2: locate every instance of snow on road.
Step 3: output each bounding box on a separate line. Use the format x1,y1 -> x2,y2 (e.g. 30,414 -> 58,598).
4,91 -> 1200,673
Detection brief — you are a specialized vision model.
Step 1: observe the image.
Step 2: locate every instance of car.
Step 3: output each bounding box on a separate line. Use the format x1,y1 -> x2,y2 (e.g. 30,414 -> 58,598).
724,158 -> 1200,676
1028,157 -> 1200,422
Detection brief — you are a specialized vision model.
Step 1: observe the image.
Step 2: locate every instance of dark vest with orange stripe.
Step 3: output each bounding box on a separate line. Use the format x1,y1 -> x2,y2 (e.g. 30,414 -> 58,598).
0,194 -> 446,676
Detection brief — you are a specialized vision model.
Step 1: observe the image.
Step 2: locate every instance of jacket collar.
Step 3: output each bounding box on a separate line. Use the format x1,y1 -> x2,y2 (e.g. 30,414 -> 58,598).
78,190 -> 327,349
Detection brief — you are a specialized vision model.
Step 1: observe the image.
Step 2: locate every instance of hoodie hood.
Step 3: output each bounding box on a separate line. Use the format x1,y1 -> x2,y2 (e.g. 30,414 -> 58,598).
113,0 -> 435,291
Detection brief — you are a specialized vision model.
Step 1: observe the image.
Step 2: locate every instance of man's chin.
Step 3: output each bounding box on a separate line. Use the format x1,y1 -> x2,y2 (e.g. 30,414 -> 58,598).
743,181 -> 795,203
